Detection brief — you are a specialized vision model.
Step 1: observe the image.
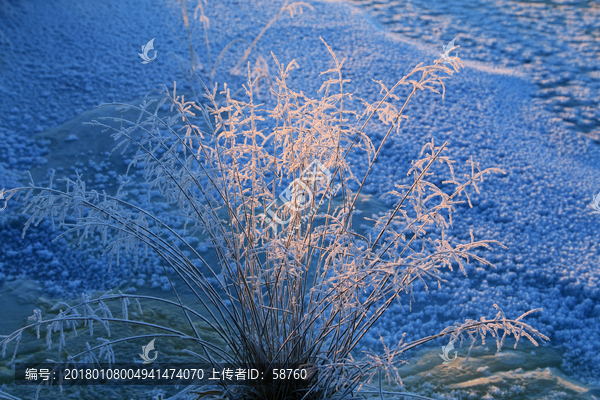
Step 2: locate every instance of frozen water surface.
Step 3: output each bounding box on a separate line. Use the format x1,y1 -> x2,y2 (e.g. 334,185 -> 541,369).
0,0 -> 599,398
346,0 -> 600,141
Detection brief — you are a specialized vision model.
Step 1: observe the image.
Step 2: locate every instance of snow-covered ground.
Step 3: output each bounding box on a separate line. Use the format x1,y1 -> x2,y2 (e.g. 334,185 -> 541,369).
346,0 -> 600,142
0,0 -> 599,398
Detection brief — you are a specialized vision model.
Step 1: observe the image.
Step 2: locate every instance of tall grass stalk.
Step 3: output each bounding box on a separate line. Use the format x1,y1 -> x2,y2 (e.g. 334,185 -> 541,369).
176,0 -> 311,88
231,2 -> 313,76
0,40 -> 547,400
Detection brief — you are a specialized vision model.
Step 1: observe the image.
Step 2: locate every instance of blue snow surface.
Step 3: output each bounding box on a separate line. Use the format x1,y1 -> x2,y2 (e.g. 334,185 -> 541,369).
0,0 -> 599,387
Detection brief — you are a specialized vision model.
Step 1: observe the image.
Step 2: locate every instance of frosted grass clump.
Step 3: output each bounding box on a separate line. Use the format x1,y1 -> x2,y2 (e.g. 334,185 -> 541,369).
0,40 -> 547,399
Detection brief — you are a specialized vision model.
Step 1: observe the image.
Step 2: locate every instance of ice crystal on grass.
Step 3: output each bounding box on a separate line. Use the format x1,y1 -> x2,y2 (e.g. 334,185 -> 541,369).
0,40 -> 547,400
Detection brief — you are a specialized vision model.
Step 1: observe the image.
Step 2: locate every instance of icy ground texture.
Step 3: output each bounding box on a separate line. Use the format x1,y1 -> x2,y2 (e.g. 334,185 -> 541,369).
346,0 -> 600,142
342,0 -> 600,385
0,0 -> 599,390
0,0 -> 197,295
